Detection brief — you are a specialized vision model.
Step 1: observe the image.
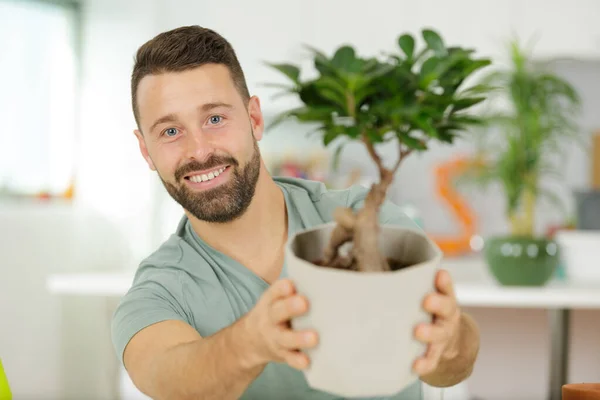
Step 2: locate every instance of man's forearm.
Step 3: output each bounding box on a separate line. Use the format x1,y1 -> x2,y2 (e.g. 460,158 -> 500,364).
147,316 -> 264,400
421,313 -> 480,387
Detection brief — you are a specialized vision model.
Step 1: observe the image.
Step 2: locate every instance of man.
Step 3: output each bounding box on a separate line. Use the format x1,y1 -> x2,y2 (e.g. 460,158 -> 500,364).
111,25 -> 480,400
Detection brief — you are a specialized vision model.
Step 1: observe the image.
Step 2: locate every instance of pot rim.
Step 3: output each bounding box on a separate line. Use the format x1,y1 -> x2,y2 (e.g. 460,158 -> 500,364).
484,234 -> 557,245
285,222 -> 443,274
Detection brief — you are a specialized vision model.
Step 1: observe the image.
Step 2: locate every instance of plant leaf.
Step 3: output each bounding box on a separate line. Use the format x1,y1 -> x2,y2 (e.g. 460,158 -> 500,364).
422,29 -> 446,56
331,142 -> 345,171
331,45 -> 357,70
451,96 -> 486,112
265,63 -> 300,83
399,134 -> 428,150
398,34 -> 415,59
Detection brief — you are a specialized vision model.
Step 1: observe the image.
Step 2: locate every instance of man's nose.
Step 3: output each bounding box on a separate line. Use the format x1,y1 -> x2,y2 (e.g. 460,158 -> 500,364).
183,130 -> 214,161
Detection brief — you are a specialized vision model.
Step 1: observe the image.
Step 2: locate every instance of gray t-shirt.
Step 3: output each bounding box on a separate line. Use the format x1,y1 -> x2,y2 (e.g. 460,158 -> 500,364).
111,177 -> 423,400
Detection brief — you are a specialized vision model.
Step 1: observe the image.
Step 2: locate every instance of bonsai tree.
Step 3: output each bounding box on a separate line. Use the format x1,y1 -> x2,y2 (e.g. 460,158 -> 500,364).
462,40 -> 581,238
265,29 -> 492,272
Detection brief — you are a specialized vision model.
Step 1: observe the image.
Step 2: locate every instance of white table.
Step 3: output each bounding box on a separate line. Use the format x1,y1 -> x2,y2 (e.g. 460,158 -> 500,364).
47,255 -> 600,400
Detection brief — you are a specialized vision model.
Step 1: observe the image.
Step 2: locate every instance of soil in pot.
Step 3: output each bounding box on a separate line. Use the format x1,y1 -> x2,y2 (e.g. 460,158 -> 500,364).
312,257 -> 413,272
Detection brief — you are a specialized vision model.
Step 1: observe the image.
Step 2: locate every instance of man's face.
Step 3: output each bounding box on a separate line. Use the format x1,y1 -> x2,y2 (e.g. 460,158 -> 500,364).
134,64 -> 264,223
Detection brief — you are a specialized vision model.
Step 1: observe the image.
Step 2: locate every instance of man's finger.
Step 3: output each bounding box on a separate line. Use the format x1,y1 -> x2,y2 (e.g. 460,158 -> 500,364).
414,323 -> 449,344
285,350 -> 311,370
422,292 -> 457,319
276,327 -> 319,350
264,279 -> 295,303
435,269 -> 456,298
413,343 -> 443,376
270,295 -> 309,324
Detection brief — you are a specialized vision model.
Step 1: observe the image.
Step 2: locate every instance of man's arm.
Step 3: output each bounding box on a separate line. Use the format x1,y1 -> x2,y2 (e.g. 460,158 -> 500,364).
123,279 -> 318,400
125,318 -> 264,400
419,312 -> 480,387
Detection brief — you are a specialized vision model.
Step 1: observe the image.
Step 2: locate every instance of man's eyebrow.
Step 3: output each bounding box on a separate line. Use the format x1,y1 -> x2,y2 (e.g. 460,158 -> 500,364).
200,102 -> 234,111
149,114 -> 178,134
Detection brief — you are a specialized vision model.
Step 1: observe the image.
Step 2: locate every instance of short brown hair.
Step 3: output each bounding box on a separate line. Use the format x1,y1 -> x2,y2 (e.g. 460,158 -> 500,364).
131,25 -> 250,128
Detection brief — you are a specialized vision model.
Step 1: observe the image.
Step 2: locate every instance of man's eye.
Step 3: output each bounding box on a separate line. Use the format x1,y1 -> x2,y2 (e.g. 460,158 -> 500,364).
209,115 -> 222,124
164,128 -> 178,137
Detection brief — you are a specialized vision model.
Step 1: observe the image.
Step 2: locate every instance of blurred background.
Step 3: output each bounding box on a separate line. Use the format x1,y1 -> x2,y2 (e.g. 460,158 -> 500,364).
1,0 -> 600,399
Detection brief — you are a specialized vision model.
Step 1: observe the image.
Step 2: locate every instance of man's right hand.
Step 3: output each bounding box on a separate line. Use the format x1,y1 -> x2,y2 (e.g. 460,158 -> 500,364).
242,279 -> 319,370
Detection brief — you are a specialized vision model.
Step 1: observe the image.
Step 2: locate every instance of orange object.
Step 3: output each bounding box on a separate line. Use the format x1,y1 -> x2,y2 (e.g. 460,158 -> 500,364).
428,156 -> 482,257
592,132 -> 600,189
562,383 -> 600,400
62,180 -> 75,200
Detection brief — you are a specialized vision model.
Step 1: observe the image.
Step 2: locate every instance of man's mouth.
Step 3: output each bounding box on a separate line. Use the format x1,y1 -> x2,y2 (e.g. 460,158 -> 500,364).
184,166 -> 229,183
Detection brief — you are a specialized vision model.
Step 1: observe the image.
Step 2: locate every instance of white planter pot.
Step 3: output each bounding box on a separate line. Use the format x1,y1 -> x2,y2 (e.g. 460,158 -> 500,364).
286,222 -> 442,398
555,229 -> 600,283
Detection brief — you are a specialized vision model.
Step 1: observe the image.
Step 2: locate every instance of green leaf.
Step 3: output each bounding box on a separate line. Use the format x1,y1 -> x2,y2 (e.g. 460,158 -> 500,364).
302,44 -> 329,60
265,107 -> 302,131
450,115 -> 485,126
319,88 -> 347,110
363,62 -> 396,81
451,96 -> 486,112
365,129 -> 385,144
400,134 -> 428,150
419,56 -> 441,87
398,34 -> 415,59
331,142 -> 345,171
298,83 -> 343,109
332,45 -> 357,70
422,29 -> 446,56
414,115 -> 438,138
293,106 -> 337,123
323,129 -> 340,146
313,76 -> 347,97
265,63 -> 300,83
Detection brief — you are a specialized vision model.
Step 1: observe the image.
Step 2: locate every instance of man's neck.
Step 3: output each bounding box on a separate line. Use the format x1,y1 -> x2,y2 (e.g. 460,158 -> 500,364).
187,168 -> 288,280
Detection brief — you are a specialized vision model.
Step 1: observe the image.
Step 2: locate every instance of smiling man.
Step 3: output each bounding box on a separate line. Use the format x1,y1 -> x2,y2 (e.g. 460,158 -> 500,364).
111,25 -> 480,400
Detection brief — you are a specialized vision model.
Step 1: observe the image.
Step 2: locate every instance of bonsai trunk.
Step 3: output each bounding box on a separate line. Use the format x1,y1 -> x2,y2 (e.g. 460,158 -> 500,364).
320,135 -> 412,273
509,188 -> 536,236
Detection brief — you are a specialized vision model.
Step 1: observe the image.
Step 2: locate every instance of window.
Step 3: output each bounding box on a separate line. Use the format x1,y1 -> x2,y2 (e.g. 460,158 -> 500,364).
0,0 -> 79,197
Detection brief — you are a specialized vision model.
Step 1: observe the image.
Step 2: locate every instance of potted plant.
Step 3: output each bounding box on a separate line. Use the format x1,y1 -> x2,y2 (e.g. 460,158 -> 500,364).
461,40 -> 581,286
265,29 -> 491,397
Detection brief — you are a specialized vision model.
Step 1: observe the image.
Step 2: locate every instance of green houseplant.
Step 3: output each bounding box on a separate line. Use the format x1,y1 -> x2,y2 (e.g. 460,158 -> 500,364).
263,30 -> 492,397
267,29 -> 491,273
463,40 -> 581,286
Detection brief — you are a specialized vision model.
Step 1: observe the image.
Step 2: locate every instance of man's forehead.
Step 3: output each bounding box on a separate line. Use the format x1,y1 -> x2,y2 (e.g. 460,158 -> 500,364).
138,65 -> 235,96
136,65 -> 239,121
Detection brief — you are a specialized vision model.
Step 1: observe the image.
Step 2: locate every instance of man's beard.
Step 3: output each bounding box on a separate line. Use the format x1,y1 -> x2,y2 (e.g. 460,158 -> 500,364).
160,139 -> 261,223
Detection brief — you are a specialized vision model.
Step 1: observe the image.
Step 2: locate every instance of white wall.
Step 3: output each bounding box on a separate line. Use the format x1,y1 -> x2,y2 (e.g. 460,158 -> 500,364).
0,1 -> 163,399
18,1 -> 598,399
74,0 -> 166,263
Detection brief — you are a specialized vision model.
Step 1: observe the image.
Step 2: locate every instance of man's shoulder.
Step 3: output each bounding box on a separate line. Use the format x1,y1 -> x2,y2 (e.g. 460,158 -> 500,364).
131,233 -> 187,283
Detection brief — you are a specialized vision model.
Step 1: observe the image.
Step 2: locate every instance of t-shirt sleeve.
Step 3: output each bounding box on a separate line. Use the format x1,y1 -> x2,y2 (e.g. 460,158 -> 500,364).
111,269 -> 190,367
344,184 -> 423,230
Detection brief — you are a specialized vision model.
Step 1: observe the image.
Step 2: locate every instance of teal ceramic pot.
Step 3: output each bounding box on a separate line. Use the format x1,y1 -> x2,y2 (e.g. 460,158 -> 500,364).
483,235 -> 560,286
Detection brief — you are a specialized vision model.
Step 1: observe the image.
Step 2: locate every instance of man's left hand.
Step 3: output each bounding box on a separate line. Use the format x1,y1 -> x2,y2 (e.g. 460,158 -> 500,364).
412,269 -> 461,376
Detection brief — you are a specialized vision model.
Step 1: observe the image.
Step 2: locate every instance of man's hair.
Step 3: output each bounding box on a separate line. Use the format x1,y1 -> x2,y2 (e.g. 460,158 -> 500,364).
131,25 -> 250,128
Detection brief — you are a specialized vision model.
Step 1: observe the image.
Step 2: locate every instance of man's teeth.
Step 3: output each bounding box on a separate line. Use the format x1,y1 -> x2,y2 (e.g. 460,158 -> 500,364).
189,167 -> 226,183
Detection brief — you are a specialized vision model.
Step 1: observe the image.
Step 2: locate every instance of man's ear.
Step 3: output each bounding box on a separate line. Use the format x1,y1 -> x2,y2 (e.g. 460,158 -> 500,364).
247,96 -> 264,141
134,129 -> 156,171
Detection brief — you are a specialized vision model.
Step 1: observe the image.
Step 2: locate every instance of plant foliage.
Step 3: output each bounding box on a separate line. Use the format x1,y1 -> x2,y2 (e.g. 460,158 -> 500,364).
461,40 -> 581,235
264,29 -> 492,168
